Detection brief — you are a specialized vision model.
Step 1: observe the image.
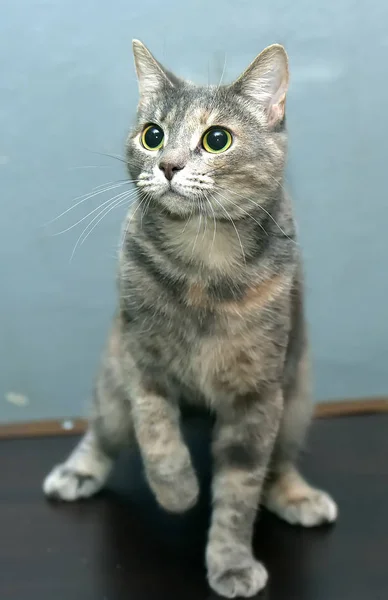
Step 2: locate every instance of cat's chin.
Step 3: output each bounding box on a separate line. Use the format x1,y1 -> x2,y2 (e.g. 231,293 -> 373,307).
157,190 -> 200,219
161,196 -> 192,216
162,186 -> 191,200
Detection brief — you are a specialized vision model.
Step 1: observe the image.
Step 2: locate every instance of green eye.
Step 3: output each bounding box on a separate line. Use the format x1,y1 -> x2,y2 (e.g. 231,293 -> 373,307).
141,124 -> 164,150
202,127 -> 232,154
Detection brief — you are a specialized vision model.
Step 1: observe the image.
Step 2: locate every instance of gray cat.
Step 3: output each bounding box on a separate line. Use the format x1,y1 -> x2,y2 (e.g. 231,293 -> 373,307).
44,41 -> 337,598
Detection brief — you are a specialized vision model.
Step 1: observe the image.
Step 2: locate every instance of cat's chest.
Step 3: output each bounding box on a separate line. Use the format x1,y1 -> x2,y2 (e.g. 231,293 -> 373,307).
183,280 -> 291,397
190,319 -> 279,397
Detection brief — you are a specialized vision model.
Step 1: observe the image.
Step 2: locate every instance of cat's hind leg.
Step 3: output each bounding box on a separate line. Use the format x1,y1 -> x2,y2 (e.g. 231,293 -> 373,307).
263,348 -> 338,526
263,463 -> 338,526
43,351 -> 133,501
43,427 -> 113,501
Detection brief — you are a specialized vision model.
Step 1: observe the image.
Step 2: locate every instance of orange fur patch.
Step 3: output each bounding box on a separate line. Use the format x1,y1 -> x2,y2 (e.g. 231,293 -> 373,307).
223,273 -> 287,314
186,273 -> 288,312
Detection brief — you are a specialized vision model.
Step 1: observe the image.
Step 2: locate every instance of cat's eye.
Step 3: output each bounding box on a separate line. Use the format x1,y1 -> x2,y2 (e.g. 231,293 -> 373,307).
202,127 -> 232,154
141,124 -> 164,151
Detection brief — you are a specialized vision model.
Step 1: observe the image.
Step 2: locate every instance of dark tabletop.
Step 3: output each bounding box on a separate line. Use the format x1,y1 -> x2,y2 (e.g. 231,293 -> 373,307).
1,414 -> 387,600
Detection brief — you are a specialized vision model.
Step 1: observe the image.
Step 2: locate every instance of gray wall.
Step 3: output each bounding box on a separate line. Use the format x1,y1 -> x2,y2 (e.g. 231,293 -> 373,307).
1,0 -> 387,423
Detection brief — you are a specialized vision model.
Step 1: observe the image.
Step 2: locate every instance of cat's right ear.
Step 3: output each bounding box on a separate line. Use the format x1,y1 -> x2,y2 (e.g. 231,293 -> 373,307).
232,44 -> 289,127
132,40 -> 178,97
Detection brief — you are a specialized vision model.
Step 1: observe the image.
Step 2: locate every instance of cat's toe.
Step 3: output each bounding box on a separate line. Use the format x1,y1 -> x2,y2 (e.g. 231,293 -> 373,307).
43,464 -> 104,501
283,489 -> 338,526
207,548 -> 268,598
267,487 -> 338,527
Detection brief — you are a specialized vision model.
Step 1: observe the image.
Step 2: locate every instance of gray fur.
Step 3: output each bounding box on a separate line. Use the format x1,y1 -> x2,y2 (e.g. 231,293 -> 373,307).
44,41 -> 337,598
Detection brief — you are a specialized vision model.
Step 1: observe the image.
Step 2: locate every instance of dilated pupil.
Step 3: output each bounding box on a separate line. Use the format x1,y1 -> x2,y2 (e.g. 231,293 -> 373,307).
207,129 -> 228,151
144,126 -> 163,148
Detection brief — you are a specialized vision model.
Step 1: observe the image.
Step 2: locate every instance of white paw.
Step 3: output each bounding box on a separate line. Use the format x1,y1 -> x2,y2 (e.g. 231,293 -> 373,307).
267,487 -> 338,527
207,549 -> 268,598
43,464 -> 105,501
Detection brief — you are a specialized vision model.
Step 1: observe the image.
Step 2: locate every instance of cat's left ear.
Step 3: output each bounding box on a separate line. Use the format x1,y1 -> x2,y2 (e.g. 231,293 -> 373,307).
132,40 -> 179,97
233,44 -> 289,127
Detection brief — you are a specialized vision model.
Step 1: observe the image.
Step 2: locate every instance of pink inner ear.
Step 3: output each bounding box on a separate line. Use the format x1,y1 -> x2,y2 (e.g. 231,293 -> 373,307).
268,95 -> 286,128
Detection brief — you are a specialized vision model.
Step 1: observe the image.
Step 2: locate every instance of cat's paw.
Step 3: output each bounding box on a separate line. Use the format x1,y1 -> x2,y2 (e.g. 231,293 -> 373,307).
148,467 -> 199,513
207,547 -> 268,598
265,484 -> 338,527
43,464 -> 105,501
275,488 -> 337,527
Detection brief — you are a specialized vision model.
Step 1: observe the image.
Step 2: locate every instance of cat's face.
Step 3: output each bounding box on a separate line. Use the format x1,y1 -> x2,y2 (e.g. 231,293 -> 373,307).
126,41 -> 289,219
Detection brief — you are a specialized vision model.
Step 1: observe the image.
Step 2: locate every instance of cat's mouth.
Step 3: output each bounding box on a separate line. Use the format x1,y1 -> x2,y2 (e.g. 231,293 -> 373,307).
137,170 -> 213,203
161,182 -> 195,200
169,179 -> 213,201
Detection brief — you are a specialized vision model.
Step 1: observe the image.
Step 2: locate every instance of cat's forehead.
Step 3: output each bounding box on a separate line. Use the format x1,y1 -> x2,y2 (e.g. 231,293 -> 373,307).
140,85 -> 248,131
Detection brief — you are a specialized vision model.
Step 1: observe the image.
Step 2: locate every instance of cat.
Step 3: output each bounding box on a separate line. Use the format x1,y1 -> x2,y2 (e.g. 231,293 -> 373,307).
43,40 -> 338,598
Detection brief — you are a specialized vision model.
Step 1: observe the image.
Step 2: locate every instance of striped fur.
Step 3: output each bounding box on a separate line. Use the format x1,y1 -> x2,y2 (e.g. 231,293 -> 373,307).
44,41 -> 337,598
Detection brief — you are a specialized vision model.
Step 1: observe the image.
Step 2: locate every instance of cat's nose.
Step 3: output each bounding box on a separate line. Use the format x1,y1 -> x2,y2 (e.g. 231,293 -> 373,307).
159,161 -> 184,181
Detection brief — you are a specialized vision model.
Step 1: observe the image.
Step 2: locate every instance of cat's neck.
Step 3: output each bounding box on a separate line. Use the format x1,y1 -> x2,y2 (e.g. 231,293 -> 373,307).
160,214 -> 248,272
130,194 -> 295,276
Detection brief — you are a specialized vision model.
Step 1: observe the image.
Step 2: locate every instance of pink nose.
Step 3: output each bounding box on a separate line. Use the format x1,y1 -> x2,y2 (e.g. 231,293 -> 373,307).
159,162 -> 184,181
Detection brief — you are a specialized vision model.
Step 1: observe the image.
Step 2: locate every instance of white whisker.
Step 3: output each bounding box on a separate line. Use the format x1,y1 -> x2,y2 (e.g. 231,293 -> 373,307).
211,194 -> 246,265
47,181 -> 132,226
190,211 -> 203,260
78,198 -> 130,250
217,52 -> 227,88
180,200 -> 195,237
205,191 -> 217,257
201,203 -> 208,243
70,190 -> 135,262
121,194 -> 150,252
91,151 -> 128,164
69,165 -> 116,170
226,188 -> 296,243
214,187 -> 268,237
53,188 -> 138,236
92,178 -> 137,191
140,192 -> 153,229
208,52 -> 227,114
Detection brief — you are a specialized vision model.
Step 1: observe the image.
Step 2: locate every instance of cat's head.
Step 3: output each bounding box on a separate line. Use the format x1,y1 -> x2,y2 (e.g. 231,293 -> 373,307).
126,40 -> 289,219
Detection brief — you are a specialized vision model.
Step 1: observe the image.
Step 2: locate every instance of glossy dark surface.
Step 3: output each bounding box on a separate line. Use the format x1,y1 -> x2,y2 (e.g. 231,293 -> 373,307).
1,415 -> 387,600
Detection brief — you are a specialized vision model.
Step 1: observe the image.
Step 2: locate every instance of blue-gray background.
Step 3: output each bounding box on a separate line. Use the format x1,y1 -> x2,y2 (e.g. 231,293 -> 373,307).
1,0 -> 387,423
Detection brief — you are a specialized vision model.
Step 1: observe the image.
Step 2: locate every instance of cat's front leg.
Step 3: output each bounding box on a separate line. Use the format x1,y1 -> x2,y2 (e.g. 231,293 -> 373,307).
206,388 -> 283,598
131,379 -> 199,513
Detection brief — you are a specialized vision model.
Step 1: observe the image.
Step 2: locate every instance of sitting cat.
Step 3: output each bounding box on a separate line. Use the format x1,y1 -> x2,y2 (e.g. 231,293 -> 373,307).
44,40 -> 337,598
